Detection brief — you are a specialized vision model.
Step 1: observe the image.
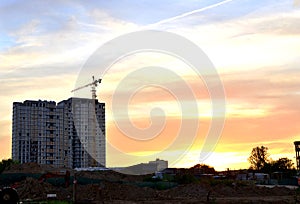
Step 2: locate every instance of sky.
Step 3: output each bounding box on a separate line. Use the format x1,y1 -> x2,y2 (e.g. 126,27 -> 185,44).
1,0 -> 300,171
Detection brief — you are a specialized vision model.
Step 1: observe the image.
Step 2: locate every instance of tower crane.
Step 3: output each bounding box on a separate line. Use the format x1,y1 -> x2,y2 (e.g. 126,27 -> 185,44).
71,76 -> 102,167
71,76 -> 102,99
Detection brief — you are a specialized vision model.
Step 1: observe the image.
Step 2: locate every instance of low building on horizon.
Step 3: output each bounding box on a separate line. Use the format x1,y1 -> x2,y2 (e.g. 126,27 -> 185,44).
116,158 -> 168,175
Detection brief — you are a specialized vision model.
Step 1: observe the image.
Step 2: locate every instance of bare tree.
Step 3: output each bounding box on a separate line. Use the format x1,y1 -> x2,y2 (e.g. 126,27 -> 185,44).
248,146 -> 269,171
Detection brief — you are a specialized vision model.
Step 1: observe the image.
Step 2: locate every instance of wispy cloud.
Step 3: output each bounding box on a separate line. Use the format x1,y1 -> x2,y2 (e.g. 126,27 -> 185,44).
1,0 -> 300,168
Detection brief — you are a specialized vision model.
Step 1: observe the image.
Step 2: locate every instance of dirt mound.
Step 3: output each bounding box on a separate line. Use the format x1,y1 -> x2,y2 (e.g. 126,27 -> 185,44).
212,183 -> 295,198
75,170 -> 149,182
16,177 -> 55,200
5,163 -> 43,173
5,163 -> 55,174
4,162 -> 73,175
269,186 -> 294,196
16,177 -> 72,201
103,182 -> 157,201
161,183 -> 209,200
74,181 -> 157,201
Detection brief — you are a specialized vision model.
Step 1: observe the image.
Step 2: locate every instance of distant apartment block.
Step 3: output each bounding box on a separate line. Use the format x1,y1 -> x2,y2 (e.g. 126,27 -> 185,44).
12,98 -> 105,168
149,158 -> 168,171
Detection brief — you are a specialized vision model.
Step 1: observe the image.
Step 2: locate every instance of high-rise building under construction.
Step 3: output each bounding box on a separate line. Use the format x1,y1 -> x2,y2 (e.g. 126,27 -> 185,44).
12,98 -> 105,168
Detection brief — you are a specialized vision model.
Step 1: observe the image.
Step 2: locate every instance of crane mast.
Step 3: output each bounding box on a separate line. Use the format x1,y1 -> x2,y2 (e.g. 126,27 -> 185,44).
71,76 -> 102,99
71,76 -> 102,167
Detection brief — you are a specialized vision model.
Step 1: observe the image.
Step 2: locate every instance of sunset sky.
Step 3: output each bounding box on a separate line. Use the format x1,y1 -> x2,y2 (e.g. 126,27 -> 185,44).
1,0 -> 300,171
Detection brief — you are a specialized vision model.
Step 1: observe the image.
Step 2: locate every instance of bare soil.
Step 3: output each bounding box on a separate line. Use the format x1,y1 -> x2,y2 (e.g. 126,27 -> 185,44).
2,163 -> 299,203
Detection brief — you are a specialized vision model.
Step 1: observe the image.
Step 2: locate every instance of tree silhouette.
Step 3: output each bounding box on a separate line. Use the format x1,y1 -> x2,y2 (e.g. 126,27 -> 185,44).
248,146 -> 269,171
0,159 -> 17,174
190,164 -> 216,174
272,157 -> 294,171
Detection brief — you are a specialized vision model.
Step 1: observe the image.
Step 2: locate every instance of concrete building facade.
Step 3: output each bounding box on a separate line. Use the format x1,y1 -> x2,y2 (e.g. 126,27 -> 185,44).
12,98 -> 105,168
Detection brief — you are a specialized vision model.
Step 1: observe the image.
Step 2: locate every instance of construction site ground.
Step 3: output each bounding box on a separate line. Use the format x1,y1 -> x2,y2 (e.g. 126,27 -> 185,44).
1,163 -> 299,203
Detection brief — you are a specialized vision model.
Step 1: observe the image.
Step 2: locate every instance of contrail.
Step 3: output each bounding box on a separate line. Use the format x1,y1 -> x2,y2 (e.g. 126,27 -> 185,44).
2,0 -> 236,78
145,0 -> 235,28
